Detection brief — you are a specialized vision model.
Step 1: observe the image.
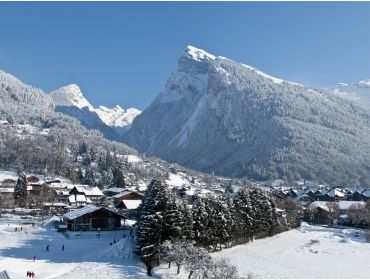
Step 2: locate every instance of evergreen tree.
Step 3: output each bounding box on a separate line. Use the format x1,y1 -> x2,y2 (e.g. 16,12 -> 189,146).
77,167 -> 84,184
98,169 -> 114,188
192,196 -> 210,247
84,168 -> 95,186
112,164 -> 125,188
163,195 -> 183,241
234,189 -> 254,242
14,172 -> 27,207
136,179 -> 171,272
179,199 -> 194,240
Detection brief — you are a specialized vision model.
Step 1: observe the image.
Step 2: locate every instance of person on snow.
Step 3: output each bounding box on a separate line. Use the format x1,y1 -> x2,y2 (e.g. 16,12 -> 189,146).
33,255 -> 36,262
62,245 -> 64,251
46,245 -> 49,252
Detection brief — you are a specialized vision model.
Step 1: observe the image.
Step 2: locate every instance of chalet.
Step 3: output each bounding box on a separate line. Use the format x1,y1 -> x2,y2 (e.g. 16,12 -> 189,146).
26,176 -> 40,183
313,188 -> 328,201
323,188 -> 346,201
305,201 -> 366,225
43,202 -> 68,214
361,189 -> 370,201
57,190 -> 70,204
68,194 -> 91,207
63,205 -> 126,231
1,179 -> 16,188
116,200 -> 142,216
103,187 -> 126,197
112,191 -> 144,201
69,185 -> 104,204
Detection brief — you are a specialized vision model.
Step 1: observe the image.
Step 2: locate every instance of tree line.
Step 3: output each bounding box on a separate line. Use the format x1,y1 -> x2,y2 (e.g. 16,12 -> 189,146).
135,179 -> 287,277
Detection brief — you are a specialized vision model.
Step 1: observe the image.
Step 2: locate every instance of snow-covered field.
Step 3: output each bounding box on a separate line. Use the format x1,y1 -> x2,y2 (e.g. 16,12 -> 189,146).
1,221 -> 370,279
0,223 -> 148,279
214,223 -> 370,279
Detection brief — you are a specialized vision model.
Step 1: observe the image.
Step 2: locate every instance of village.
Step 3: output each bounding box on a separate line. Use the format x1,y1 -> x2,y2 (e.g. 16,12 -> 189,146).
0,169 -> 370,279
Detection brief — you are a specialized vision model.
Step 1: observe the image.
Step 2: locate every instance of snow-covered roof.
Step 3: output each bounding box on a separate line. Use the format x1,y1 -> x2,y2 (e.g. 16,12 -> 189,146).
64,205 -> 99,220
361,189 -> 370,198
70,185 -> 104,196
104,187 -> 125,194
121,200 -> 142,210
112,191 -> 143,199
63,205 -> 125,220
325,188 -> 345,197
310,201 -> 365,211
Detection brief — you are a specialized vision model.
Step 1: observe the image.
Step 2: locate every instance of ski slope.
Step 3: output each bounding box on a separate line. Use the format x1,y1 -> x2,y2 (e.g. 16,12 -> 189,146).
0,222 -> 148,279
215,223 -> 370,278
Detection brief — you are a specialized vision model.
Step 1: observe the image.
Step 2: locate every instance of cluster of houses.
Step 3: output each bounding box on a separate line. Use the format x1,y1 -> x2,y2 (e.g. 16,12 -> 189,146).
0,173 -> 146,231
269,185 -> 370,226
271,185 -> 370,202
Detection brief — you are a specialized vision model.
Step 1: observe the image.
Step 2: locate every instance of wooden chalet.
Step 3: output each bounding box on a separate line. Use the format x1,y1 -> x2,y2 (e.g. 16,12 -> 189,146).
63,205 -> 126,231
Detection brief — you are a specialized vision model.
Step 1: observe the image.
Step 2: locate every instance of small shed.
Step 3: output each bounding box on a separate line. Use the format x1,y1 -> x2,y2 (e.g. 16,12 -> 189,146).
63,205 -> 126,231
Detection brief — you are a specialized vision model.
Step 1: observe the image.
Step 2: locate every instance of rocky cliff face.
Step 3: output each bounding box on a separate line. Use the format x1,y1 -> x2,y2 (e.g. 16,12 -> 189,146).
124,46 -> 370,185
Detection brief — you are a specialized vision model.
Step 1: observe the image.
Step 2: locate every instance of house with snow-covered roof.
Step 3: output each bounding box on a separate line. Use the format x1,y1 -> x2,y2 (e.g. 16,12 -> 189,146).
69,185 -> 104,204
63,205 -> 126,231
323,188 -> 346,201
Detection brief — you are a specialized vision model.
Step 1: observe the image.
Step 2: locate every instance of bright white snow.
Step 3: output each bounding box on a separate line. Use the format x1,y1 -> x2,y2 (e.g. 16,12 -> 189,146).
214,223 -> 370,279
0,222 -> 147,279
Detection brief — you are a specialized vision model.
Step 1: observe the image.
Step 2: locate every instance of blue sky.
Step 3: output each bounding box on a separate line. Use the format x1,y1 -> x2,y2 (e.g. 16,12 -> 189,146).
1,2 -> 370,110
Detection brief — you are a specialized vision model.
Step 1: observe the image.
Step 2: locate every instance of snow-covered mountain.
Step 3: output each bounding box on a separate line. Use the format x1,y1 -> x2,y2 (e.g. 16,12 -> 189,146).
0,70 -> 54,109
124,45 -> 370,185
49,85 -> 140,135
330,80 -> 370,107
49,84 -> 94,110
95,105 -> 141,133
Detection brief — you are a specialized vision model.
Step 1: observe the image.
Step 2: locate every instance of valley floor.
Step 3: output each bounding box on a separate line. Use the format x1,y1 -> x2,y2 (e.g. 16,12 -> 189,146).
0,220 -> 148,279
1,219 -> 369,279
155,223 -> 370,279
214,222 -> 370,279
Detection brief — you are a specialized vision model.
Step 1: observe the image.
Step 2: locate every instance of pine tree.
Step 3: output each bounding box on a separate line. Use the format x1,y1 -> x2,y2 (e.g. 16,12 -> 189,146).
77,167 -> 84,184
192,196 -> 210,247
163,195 -> 183,241
84,168 -> 95,186
14,172 -> 27,208
234,189 -> 254,243
136,179 -> 171,272
112,164 -> 125,188
179,199 -> 194,240
98,169 -> 114,188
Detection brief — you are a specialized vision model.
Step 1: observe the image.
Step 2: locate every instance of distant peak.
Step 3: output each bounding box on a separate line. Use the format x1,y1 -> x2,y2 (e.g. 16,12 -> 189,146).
114,105 -> 124,111
338,82 -> 348,87
358,79 -> 370,88
50,83 -> 93,110
184,45 -> 216,62
60,84 -> 82,94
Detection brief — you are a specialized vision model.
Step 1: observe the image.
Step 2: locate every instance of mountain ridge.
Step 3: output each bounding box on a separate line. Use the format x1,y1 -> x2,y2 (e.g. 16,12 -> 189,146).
124,45 -> 370,186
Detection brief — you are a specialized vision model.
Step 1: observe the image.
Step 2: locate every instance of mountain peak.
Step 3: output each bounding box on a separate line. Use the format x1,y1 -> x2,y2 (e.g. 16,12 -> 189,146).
358,79 -> 370,88
114,105 -> 124,111
50,84 -> 93,110
184,45 -> 216,62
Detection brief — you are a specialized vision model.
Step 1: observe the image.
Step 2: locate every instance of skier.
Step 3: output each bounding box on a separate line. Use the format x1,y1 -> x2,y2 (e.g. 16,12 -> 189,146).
33,255 -> 36,262
31,271 -> 35,278
26,271 -> 30,278
62,245 -> 64,251
46,245 -> 49,252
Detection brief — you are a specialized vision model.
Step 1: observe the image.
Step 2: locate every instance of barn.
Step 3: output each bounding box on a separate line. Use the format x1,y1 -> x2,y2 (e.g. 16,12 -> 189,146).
63,205 -> 126,231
